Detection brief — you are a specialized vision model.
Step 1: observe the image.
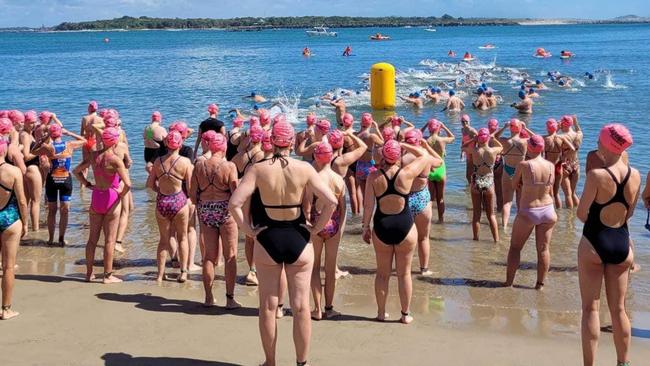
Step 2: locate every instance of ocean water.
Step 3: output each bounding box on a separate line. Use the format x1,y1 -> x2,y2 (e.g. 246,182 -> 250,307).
1,24 -> 650,333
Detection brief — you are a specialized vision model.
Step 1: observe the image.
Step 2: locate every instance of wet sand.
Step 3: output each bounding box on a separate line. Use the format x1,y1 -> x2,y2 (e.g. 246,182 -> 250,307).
3,274 -> 649,366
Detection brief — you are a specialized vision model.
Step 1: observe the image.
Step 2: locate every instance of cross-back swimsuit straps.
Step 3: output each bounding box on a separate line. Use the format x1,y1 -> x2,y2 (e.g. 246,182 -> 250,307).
0,163 -> 20,232
155,156 -> 188,219
91,153 -> 121,215
237,150 -> 261,179
518,163 -> 555,225
250,157 -> 310,264
197,162 -> 231,229
373,168 -> 414,245
545,137 -> 563,175
583,166 -> 632,264
472,158 -> 495,191
503,142 -> 524,177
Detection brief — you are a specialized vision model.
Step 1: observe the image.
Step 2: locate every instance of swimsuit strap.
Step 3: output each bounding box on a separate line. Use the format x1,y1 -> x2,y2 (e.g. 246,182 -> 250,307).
528,161 -> 552,186
602,166 -> 632,209
199,160 -> 229,194
157,155 -> 184,181
503,140 -> 524,157
377,168 -> 406,199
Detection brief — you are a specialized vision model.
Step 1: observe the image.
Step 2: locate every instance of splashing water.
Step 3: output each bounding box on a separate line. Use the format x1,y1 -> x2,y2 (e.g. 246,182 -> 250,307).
603,73 -> 627,89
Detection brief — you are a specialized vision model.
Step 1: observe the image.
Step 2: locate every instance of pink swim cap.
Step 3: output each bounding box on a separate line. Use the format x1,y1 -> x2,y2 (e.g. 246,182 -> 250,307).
259,109 -> 271,126
461,114 -> 471,123
152,111 -> 162,122
509,119 -> 521,134
328,129 -> 344,149
382,126 -> 395,141
49,123 -> 62,139
382,140 -> 401,163
314,142 -> 333,164
102,127 -> 120,147
0,111 -> 7,118
390,115 -> 401,127
316,119 -> 331,134
88,101 -> 98,113
8,110 -> 24,125
249,125 -> 264,143
208,104 -> 219,115
169,121 -> 189,138
599,123 -> 633,155
487,118 -> 499,133
560,115 -> 573,129
24,110 -> 37,123
248,116 -> 260,127
0,118 -> 13,135
99,109 -> 109,118
272,122 -> 295,147
233,117 -> 244,128
405,129 -> 423,146
104,115 -> 118,128
306,114 -> 317,127
209,133 -> 228,153
39,111 -> 53,124
166,130 -> 183,150
477,127 -> 490,144
108,109 -> 120,119
528,134 -> 545,154
202,130 -> 218,144
360,113 -> 373,128
427,119 -> 442,134
273,114 -> 286,126
520,129 -> 530,139
262,130 -> 273,152
546,118 -> 558,134
342,113 -> 354,128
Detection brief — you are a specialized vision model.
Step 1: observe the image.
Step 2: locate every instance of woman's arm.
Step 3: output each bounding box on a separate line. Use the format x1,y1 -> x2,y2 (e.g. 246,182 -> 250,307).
643,171 -> 650,209
361,174 -> 376,244
577,170 -> 599,222
113,156 -> 131,198
73,158 -> 93,188
229,167 -> 261,237
306,166 -> 338,234
339,131 -> 368,166
13,168 -> 28,236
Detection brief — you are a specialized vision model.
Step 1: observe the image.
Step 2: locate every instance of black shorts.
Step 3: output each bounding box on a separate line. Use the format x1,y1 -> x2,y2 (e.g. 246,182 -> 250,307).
45,175 -> 73,203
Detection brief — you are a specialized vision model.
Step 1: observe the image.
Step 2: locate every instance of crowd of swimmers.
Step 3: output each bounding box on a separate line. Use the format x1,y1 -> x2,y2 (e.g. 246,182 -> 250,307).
0,101 -> 648,366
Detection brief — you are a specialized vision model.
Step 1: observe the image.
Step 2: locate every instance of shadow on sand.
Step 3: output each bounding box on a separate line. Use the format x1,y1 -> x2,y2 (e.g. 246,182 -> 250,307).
95,292 -> 258,317
14,274 -> 87,283
490,261 -> 578,272
101,352 -> 242,366
417,276 -> 507,288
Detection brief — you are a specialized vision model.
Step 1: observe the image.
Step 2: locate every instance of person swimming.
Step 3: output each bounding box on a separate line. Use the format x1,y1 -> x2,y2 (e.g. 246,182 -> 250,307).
511,90 -> 533,114
442,90 -> 465,112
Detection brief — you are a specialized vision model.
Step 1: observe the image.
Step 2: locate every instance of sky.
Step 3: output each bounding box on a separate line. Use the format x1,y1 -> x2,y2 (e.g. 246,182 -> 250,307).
0,0 -> 647,28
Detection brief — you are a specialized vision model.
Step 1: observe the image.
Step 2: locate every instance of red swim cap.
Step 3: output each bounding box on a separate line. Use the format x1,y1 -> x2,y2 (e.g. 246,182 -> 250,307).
427,119 -> 442,134
262,130 -> 273,152
560,115 -> 573,129
49,123 -> 62,139
166,130 -> 183,150
8,110 -> 24,125
208,104 -> 219,115
233,117 -> 244,128
24,110 -> 37,123
152,111 -> 162,122
477,127 -> 490,144
528,134 -> 545,154
272,122 -> 295,148
382,126 -> 395,141
306,114 -> 317,127
39,111 -> 53,124
546,118 -> 558,134
328,129 -> 344,149
249,125 -> 264,144
202,130 -> 218,144
461,114 -> 471,123
382,140 -> 401,163
599,123 -> 633,154
509,119 -> 521,134
169,121 -> 189,138
209,133 -> 228,153
487,118 -> 499,133
273,114 -> 286,126
390,115 -> 401,127
248,116 -> 260,127
259,109 -> 271,126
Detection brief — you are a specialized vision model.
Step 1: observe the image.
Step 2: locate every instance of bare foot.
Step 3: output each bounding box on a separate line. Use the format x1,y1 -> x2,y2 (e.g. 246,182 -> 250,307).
276,306 -> 285,319
311,309 -> 322,321
58,238 -> 67,247
324,308 -> 341,319
400,314 -> 413,324
535,282 -> 544,291
226,297 -> 242,310
114,243 -> 126,254
103,274 -> 123,284
189,263 -> 202,272
156,273 -> 169,283
203,296 -> 215,308
436,218 -> 444,224
375,312 -> 389,322
177,271 -> 188,283
1,308 -> 19,320
85,274 -> 96,282
335,268 -> 349,280
420,269 -> 433,276
245,271 -> 258,286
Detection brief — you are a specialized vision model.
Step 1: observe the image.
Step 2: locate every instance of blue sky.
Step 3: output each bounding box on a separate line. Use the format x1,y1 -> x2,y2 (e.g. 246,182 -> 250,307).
0,0 -> 647,28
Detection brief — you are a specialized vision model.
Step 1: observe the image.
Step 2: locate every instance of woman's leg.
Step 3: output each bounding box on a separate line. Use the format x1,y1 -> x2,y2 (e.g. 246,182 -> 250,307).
578,239 -> 605,366
414,202 -> 433,274
494,165 -> 503,212
58,201 -> 70,243
505,214 -> 534,286
285,244 -> 314,365
201,222 -> 219,306
254,241 -> 283,366
115,192 -> 130,254
561,174 -> 574,209
372,233 -> 395,321
187,203 -> 201,272
101,200 -> 123,284
155,213 -> 172,283
534,221 -> 556,289
434,179 -> 446,223
501,174 -> 514,230
395,227 -> 417,324
310,236 -> 325,320
323,232 -> 341,316
245,236 -> 258,286
345,172 -> 359,215
84,211 -> 104,282
470,187 -> 482,241
47,202 -> 58,244
220,218 -> 240,309
604,251 -> 634,365
25,167 -> 42,231
1,221 -> 21,320
570,169 -> 581,208
553,168 -> 563,209
172,205 -> 190,282
484,187 -> 500,242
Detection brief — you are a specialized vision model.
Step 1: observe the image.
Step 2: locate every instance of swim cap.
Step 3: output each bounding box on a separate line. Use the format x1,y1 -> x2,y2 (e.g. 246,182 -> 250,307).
39,111 -> 53,124
249,125 -> 264,143
169,121 -> 189,139
518,90 -> 526,99
427,119 -> 442,134
258,109 -> 271,126
202,130 -> 218,144
253,104 -> 259,110
509,119 -> 522,134
0,111 -> 7,118
102,127 -> 120,148
316,119 -> 331,134
328,129 -> 344,149
599,124 -> 633,155
88,101 -> 98,113
520,84 -> 526,90
390,115 -> 401,127
487,118 -> 499,133
152,111 -> 162,122
477,128 -> 490,144
536,80 -> 541,85
99,109 -> 109,118
413,92 -> 421,98
461,114 -> 471,123
529,88 -> 535,94
313,142 -> 334,165
342,113 -> 354,128
249,116 -> 260,127
233,117 -> 244,128
449,90 -> 456,96
209,132 -> 227,153
546,118 -> 558,134
0,118 -> 13,136
261,130 -> 273,152
477,87 -> 484,95
104,114 -> 118,128
528,134 -> 545,154
8,110 -> 24,125
251,91 -> 256,97
560,115 -> 573,129
519,129 -> 530,139
405,129 -> 423,146
166,130 -> 183,150
24,110 -> 37,123
108,109 -> 119,119
306,114 -> 317,127
360,113 -> 373,128
558,80 -> 565,86
49,123 -> 62,139
382,140 -> 401,163
271,122 -> 295,148
382,127 -> 395,141
208,104 -> 219,115
273,114 -> 286,126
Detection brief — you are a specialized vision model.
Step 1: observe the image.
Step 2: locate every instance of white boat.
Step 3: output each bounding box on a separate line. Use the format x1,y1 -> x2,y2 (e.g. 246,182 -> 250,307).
306,26 -> 337,37
424,28 -> 436,32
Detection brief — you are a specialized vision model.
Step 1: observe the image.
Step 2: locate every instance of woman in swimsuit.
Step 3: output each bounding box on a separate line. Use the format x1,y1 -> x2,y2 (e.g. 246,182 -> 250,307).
577,124 -> 639,366
496,119 -> 529,230
146,131 -> 193,283
422,119 -> 455,223
463,128 -> 503,242
232,124 -> 265,286
19,111 -> 43,231
295,114 -> 317,162
559,115 -> 583,208
362,140 -> 435,324
487,119 -> 504,212
226,116 -> 243,161
73,128 -> 131,284
191,131 -> 240,309
505,135 -> 557,289
460,114 -> 477,184
0,116 -> 27,175
306,142 -> 346,320
340,113 -> 361,215
355,113 -> 383,209
0,139 -> 28,320
295,119 -> 330,159
143,112 -> 167,173
229,121 -> 337,366
543,118 -> 575,208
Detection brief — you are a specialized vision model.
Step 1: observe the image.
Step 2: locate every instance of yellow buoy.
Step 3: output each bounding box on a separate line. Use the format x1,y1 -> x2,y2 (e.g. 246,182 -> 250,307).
370,62 -> 396,110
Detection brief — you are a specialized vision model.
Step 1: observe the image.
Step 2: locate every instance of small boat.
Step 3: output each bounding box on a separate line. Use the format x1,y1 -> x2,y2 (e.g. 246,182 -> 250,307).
479,44 -> 496,49
306,26 -> 337,37
559,50 -> 574,59
424,28 -> 436,32
370,33 -> 391,41
533,47 -> 552,58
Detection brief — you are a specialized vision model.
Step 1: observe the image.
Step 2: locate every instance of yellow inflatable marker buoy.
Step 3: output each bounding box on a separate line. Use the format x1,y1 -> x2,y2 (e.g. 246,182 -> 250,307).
370,63 -> 395,110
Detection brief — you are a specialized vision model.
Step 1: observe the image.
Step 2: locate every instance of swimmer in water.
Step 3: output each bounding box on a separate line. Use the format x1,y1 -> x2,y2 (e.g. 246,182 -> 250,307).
400,93 -> 423,109
511,90 -> 533,114
472,87 -> 489,110
302,47 -> 311,57
342,46 -> 352,56
245,91 -> 267,104
442,90 -> 465,112
559,115 -> 583,208
425,88 -> 442,104
535,79 -> 548,90
577,124 -> 639,366
527,88 -> 540,99
329,97 -> 347,126
422,119 -> 455,223
485,89 -> 498,109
